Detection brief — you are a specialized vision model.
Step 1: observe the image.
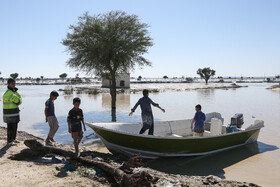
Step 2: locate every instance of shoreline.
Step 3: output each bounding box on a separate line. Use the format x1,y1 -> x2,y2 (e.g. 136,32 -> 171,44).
267,84 -> 280,92
58,83 -> 249,95
0,126 -> 261,186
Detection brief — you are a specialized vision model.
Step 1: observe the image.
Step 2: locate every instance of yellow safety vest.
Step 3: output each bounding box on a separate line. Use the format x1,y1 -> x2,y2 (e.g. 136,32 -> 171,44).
3,89 -> 22,123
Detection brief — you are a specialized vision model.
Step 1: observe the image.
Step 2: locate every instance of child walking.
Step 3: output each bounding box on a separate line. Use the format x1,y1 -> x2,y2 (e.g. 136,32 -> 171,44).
67,97 -> 86,157
45,91 -> 59,145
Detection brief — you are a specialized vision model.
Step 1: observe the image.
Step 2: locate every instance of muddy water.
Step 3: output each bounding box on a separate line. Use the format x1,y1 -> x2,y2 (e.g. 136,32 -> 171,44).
0,83 -> 279,186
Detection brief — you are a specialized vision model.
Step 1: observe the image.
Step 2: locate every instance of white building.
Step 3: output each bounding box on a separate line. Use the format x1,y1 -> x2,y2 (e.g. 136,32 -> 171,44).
102,73 -> 130,88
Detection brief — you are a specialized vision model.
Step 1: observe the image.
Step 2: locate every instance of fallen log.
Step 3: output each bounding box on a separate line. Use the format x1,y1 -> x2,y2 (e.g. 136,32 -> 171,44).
24,139 -> 154,186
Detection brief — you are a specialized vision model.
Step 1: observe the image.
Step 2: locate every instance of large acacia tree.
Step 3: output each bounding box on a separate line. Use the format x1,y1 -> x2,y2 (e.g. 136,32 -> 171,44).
197,67 -> 216,84
62,11 -> 153,120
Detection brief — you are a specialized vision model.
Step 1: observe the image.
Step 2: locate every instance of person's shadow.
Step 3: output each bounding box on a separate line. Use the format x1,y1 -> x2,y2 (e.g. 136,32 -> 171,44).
146,141 -> 278,179
0,144 -> 12,158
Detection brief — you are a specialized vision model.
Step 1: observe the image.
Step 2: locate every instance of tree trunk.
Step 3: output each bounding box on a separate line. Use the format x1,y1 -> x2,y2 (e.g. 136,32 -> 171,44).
23,139 -> 153,186
111,109 -> 117,122
110,73 -> 117,122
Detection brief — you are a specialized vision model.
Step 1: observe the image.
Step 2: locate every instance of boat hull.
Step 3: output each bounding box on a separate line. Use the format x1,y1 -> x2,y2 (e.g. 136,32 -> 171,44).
87,123 -> 263,159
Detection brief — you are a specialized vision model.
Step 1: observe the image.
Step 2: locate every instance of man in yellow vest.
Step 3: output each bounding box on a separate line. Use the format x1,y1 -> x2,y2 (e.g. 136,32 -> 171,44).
3,78 -> 22,145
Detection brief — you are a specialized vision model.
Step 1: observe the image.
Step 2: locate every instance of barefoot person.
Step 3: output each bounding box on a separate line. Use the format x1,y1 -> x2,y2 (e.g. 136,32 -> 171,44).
45,91 -> 59,145
191,104 -> 206,136
3,78 -> 22,145
129,89 -> 165,135
67,97 -> 86,157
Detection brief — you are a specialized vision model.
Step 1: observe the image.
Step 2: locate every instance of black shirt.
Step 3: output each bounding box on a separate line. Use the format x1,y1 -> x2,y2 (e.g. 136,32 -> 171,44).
67,108 -> 84,125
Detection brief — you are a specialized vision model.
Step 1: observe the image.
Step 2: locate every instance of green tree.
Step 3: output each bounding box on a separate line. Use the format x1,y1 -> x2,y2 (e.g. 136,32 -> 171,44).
163,75 -> 168,79
10,73 -> 19,80
185,77 -> 193,83
59,73 -> 67,79
40,76 -> 44,83
36,77 -> 41,83
197,67 -> 216,84
62,11 -> 153,121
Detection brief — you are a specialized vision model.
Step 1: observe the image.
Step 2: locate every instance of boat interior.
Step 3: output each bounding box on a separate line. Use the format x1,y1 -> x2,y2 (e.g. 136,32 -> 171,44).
88,112 -> 264,138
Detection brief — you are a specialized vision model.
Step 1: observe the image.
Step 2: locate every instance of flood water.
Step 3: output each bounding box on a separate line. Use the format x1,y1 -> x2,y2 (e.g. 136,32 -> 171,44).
0,83 -> 279,186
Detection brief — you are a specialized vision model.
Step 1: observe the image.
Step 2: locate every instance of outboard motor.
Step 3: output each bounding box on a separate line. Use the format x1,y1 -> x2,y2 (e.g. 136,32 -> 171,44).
230,113 -> 244,128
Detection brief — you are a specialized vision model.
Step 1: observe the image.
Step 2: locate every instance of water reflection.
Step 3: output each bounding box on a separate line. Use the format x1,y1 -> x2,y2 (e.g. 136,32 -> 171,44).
197,89 -> 215,100
86,94 -> 99,101
63,95 -> 74,101
102,94 -> 130,110
146,142 -> 278,179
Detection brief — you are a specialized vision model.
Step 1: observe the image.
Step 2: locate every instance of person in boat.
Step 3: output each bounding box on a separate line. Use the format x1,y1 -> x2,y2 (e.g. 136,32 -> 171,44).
67,97 -> 86,157
129,89 -> 165,135
191,104 -> 206,136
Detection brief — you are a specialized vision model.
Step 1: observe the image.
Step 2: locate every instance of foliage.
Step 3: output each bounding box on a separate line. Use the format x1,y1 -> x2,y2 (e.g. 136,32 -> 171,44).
62,11 -> 153,113
137,76 -> 142,81
163,75 -> 168,79
185,77 -> 193,83
62,11 -> 153,77
218,78 -> 224,83
70,77 -> 83,84
87,88 -> 99,95
85,77 -> 91,83
10,73 -> 19,79
59,73 -> 68,79
196,67 -> 216,84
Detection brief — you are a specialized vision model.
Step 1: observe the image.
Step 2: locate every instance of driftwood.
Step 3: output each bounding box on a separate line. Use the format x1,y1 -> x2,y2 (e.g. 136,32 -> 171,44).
24,139 -> 154,186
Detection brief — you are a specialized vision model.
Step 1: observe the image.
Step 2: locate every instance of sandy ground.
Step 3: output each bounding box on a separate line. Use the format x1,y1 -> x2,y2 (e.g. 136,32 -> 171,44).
0,127 -> 106,187
272,87 -> 280,92
267,84 -> 280,92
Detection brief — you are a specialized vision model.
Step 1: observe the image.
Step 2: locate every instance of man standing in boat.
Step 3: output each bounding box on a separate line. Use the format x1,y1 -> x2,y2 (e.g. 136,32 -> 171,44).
191,104 -> 206,136
129,89 -> 165,135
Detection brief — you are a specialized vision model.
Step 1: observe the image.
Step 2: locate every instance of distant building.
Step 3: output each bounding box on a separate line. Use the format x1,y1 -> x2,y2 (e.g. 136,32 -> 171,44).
102,73 -> 130,88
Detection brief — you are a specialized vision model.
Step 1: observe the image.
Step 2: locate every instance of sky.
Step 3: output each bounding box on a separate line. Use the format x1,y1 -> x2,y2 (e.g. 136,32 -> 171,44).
0,0 -> 279,78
